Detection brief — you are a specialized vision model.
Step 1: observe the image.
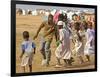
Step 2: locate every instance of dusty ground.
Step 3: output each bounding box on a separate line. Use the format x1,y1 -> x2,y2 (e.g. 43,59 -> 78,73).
16,15 -> 95,73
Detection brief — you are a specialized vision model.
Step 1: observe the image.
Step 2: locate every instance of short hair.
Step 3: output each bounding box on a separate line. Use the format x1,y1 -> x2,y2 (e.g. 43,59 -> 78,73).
23,31 -> 29,39
87,21 -> 92,27
74,22 -> 80,31
58,14 -> 64,21
48,14 -> 53,19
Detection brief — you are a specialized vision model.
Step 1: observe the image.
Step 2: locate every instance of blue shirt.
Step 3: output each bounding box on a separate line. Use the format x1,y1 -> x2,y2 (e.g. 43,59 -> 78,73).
21,40 -> 36,53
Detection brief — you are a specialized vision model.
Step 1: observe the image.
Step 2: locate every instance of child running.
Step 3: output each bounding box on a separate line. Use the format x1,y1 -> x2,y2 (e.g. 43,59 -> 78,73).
55,21 -> 73,67
84,21 -> 95,62
72,22 -> 84,64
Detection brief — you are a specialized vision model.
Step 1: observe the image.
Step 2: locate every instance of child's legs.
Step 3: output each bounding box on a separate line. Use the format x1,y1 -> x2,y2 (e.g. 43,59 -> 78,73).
29,65 -> 32,72
28,54 -> 33,72
40,41 -> 46,59
78,55 -> 84,63
63,59 -> 67,65
85,55 -> 90,62
22,66 -> 25,73
56,57 -> 61,65
21,54 -> 28,73
66,57 -> 74,66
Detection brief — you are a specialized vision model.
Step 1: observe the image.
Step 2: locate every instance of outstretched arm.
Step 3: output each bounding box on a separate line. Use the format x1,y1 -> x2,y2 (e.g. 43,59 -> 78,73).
44,26 -> 55,37
33,22 -> 45,40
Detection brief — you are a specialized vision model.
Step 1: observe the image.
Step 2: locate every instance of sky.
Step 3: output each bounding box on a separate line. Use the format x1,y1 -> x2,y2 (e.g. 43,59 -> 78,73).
16,4 -> 95,13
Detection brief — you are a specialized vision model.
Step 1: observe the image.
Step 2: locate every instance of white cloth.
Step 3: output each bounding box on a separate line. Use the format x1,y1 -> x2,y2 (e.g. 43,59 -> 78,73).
57,21 -> 63,25
73,40 -> 84,56
63,22 -> 72,39
84,29 -> 95,55
55,28 -> 71,59
21,52 -> 34,66
21,40 -> 35,66
72,31 -> 84,56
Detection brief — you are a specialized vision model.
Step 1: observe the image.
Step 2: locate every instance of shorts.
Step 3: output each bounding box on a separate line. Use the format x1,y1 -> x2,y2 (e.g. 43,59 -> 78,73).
21,52 -> 34,66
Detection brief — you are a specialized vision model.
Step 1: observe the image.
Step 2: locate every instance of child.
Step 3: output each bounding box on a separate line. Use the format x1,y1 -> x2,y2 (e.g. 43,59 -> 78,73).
73,32 -> 84,64
84,21 -> 95,62
72,22 -> 84,64
55,21 -> 73,67
20,31 -> 36,72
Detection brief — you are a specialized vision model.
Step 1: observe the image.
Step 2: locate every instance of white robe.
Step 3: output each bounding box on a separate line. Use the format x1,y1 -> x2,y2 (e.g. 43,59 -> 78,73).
73,31 -> 85,56
84,28 -> 95,55
55,28 -> 71,59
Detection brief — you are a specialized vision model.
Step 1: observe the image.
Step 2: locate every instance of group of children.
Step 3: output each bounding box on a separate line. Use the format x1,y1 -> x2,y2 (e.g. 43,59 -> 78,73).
19,13 -> 95,72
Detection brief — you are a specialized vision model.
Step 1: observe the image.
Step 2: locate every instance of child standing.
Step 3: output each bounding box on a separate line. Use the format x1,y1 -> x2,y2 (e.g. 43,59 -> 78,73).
20,31 -> 36,72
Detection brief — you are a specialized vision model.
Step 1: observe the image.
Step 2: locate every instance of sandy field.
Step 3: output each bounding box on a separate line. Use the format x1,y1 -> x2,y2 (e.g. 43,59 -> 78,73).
16,15 -> 95,73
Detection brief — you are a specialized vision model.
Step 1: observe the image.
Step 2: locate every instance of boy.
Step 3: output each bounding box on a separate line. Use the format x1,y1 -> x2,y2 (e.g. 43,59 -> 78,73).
84,21 -> 95,62
55,21 -> 73,67
72,22 -> 84,64
20,31 -> 36,72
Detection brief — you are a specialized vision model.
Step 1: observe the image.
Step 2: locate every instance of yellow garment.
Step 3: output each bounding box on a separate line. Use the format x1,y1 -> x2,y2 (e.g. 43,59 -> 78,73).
39,21 -> 55,41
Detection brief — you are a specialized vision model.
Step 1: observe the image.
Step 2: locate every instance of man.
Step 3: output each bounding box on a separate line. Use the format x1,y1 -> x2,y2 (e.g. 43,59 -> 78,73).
33,14 -> 56,66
